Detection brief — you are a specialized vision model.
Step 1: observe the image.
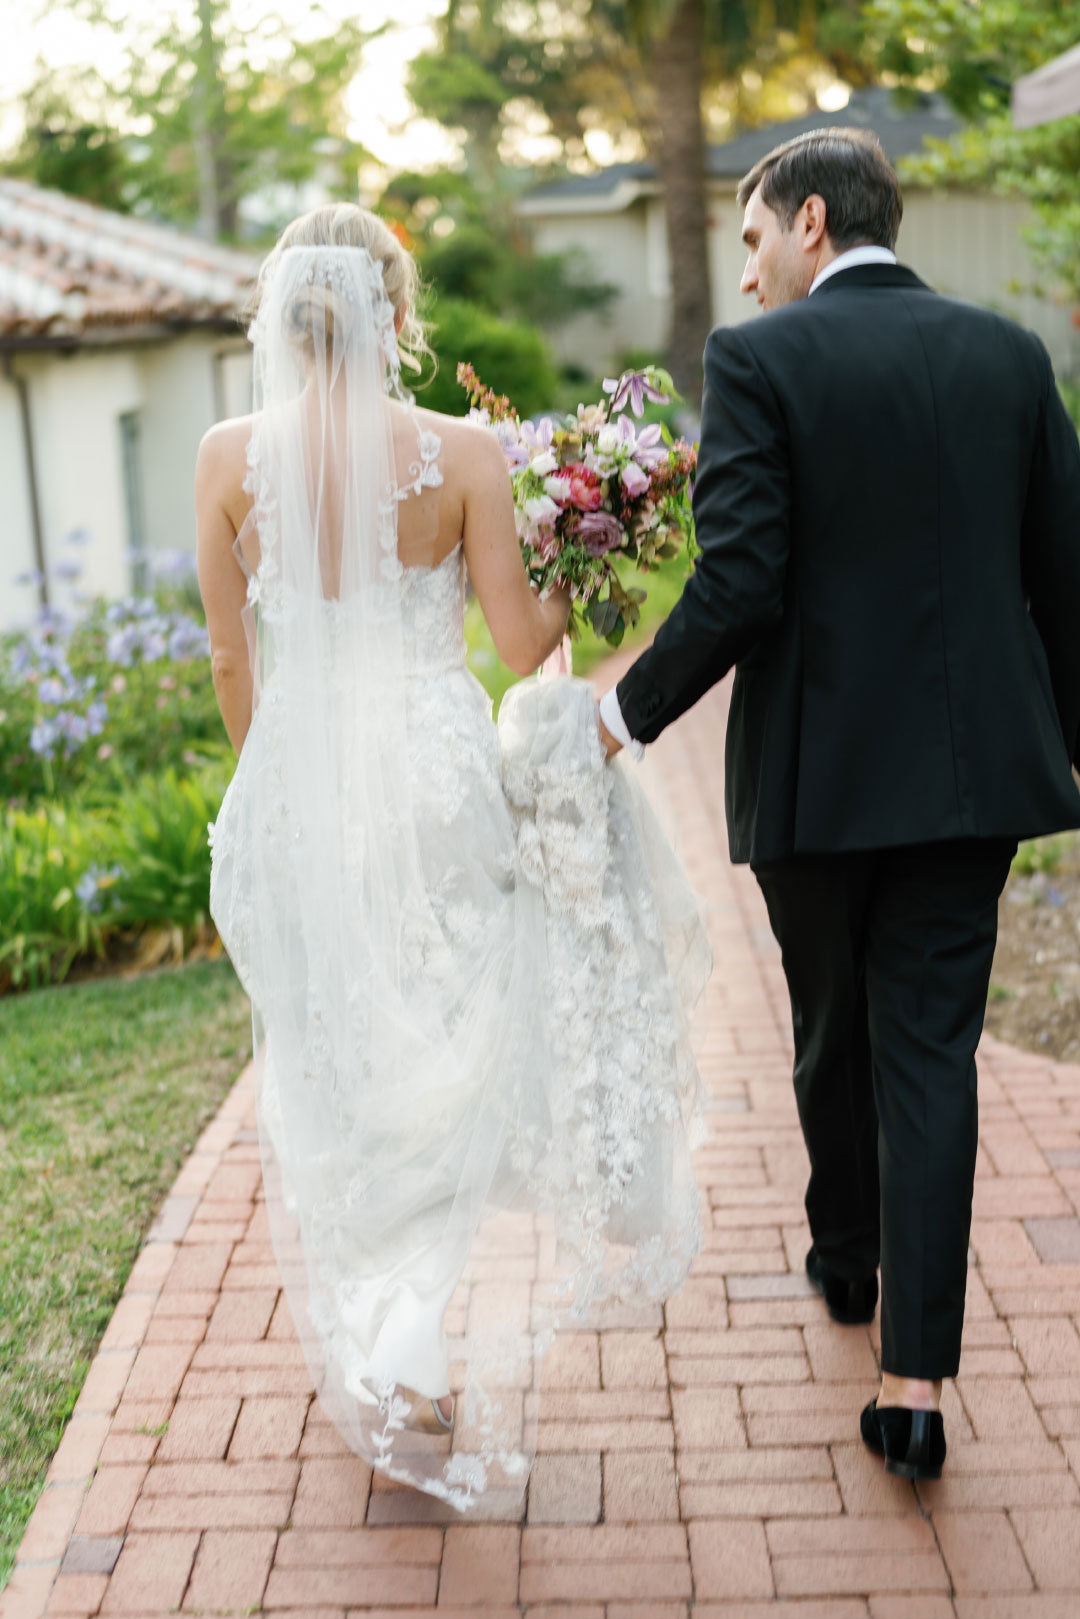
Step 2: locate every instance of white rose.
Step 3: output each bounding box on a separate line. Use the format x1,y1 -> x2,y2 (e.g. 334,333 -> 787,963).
530,451 -> 558,476
544,475 -> 572,501
596,425 -> 619,454
524,495 -> 559,524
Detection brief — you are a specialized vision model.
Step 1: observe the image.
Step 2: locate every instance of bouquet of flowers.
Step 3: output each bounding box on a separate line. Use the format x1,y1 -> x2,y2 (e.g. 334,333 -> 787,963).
457,361 -> 697,646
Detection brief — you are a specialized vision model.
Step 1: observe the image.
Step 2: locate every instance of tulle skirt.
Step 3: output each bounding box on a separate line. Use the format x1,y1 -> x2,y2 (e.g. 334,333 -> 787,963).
210,672 -> 710,1512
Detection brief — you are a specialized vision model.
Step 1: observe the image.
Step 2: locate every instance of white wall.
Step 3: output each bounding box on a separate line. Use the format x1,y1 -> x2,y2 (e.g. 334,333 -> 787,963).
0,332 -> 253,633
137,333 -> 250,563
528,187 -> 1079,380
530,204 -> 667,377
21,349 -> 141,618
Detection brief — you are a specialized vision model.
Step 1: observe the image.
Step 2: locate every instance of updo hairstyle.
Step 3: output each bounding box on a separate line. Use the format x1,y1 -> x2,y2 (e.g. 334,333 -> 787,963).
248,203 -> 431,375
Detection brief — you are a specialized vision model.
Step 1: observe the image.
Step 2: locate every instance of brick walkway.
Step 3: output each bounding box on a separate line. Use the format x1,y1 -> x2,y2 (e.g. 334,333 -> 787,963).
5,671 -> 1080,1619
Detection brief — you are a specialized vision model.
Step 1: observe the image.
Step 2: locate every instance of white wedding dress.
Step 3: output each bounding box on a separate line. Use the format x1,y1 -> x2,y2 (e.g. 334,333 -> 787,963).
208,243 -> 710,1512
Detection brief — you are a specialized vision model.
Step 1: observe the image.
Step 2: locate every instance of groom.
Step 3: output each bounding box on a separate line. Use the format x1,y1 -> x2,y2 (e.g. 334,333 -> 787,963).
600,127 -> 1080,1477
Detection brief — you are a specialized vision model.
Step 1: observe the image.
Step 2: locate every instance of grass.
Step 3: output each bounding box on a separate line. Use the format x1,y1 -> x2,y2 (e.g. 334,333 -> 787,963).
464,552 -> 695,714
0,959 -> 251,1588
1012,835 -> 1071,878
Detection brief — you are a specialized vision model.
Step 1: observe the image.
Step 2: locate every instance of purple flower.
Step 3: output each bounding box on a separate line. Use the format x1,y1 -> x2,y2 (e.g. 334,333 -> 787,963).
57,710 -> 89,752
37,676 -> 67,705
51,557 -> 83,582
30,718 -> 59,758
602,370 -> 668,418
76,863 -> 124,914
578,511 -> 625,557
86,701 -> 108,736
620,462 -> 651,498
107,627 -> 137,667
151,550 -> 197,582
65,527 -> 94,548
633,423 -> 668,468
168,617 -> 209,662
15,568 -> 45,589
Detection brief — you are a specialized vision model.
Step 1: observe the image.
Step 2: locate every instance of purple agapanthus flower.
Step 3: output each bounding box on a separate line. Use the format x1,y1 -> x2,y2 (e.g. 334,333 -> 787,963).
30,718 -> 59,758
168,617 -> 210,662
76,863 -> 124,914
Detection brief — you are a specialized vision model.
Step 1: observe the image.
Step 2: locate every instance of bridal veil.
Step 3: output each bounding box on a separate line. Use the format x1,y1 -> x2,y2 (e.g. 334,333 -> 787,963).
209,239 -> 710,1512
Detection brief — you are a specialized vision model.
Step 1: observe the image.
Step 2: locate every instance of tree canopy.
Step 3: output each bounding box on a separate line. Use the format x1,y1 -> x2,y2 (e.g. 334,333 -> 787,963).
866,0 -> 1080,305
6,0 -> 371,238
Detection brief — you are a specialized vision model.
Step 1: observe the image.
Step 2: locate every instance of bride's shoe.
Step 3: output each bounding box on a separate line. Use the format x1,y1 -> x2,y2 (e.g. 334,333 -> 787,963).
401,1389 -> 455,1436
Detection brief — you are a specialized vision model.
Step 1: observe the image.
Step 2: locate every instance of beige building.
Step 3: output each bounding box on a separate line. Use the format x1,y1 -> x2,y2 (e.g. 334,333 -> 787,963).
0,180 -> 256,632
519,90 -> 1079,380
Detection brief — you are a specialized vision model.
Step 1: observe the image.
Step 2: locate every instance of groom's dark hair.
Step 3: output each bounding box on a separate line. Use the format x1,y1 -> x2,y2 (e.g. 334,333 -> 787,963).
737,128 -> 903,252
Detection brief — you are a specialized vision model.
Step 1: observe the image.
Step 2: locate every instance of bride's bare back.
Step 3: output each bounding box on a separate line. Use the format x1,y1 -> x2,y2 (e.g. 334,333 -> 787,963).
195,401 -> 570,751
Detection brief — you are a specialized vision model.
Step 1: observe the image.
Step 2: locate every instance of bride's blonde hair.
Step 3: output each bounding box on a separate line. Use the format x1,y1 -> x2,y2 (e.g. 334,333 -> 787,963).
249,203 -> 432,375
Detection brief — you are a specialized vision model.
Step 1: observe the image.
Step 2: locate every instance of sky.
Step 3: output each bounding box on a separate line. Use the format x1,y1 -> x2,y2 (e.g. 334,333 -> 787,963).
0,0 -> 457,169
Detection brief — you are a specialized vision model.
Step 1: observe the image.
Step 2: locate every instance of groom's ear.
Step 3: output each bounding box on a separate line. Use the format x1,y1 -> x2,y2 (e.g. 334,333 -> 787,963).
799,194 -> 829,254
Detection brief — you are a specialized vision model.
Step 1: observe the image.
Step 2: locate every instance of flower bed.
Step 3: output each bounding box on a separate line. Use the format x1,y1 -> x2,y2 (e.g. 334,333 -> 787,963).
1,545 -> 231,991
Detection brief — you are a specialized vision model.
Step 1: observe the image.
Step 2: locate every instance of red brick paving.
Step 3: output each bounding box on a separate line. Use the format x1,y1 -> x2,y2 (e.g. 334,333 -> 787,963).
4,671 -> 1080,1618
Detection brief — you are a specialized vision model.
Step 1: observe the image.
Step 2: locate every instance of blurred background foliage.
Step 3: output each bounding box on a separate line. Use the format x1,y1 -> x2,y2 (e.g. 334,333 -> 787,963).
5,1 -> 1078,395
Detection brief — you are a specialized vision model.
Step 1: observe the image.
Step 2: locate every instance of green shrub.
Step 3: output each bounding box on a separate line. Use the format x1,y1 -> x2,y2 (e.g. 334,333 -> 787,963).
418,296 -> 560,417
107,762 -> 229,931
0,807 -> 108,990
0,756 -> 230,992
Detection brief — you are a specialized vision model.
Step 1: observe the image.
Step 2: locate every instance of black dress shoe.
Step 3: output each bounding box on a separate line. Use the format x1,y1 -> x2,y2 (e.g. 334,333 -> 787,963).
860,1399 -> 946,1480
805,1246 -> 878,1325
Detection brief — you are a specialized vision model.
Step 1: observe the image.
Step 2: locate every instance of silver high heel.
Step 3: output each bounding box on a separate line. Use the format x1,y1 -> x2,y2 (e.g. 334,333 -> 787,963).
401,1387 -> 455,1435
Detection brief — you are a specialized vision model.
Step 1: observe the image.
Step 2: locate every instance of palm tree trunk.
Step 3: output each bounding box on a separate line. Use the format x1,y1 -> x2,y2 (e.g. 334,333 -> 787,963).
645,0 -> 712,398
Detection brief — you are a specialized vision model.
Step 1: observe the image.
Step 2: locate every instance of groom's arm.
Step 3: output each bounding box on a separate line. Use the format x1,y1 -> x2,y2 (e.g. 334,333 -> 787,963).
1020,337 -> 1080,769
615,324 -> 792,747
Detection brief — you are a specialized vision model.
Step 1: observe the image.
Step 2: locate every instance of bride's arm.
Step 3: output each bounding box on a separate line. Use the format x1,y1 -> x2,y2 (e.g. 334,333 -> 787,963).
195,426 -> 254,754
462,429 -> 570,677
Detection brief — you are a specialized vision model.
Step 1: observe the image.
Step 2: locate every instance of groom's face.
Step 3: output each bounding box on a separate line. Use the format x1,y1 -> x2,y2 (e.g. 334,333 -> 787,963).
740,185 -> 815,310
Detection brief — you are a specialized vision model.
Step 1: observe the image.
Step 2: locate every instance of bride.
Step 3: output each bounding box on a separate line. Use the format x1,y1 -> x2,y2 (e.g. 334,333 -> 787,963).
196,204 -> 710,1512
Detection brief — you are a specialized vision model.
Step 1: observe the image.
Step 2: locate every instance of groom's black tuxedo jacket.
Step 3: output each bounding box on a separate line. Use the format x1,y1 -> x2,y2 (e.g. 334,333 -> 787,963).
617,263 -> 1080,864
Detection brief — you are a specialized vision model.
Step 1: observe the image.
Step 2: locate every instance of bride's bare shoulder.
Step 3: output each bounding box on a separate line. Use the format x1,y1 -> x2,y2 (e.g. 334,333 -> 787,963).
196,414 -> 254,489
412,404 -> 496,445
410,404 -> 504,476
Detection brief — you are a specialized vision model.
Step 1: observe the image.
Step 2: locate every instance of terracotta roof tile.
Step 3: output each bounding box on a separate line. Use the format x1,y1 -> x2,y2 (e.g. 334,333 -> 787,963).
0,178 -> 258,343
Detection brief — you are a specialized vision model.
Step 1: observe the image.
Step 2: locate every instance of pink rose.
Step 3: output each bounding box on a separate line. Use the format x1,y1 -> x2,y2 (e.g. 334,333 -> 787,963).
578,511 -> 624,557
566,463 -> 604,510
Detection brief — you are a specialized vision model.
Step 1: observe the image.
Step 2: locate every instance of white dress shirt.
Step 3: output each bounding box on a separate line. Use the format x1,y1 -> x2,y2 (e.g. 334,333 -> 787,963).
600,243 -> 899,757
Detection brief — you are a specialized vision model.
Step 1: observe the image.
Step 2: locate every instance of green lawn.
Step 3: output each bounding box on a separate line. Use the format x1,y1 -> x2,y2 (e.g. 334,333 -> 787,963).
0,960 -> 251,1588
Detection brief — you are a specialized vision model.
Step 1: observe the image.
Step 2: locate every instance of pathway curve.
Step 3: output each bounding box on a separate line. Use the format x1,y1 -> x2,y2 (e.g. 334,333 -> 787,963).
5,669 -> 1080,1619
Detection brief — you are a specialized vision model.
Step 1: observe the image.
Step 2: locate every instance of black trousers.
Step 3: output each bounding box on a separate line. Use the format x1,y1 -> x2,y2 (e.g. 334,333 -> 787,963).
752,839 -> 1015,1379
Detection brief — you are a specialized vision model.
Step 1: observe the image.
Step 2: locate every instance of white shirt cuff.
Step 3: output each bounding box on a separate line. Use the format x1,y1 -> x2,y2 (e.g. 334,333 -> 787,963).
600,686 -> 646,760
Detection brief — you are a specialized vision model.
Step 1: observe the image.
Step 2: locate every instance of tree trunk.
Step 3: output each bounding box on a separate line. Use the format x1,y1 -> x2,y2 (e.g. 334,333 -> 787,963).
645,0 -> 711,399
192,0 -> 220,238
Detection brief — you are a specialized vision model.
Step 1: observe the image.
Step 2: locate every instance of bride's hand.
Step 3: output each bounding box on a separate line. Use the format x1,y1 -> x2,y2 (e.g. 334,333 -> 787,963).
598,711 -> 623,758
